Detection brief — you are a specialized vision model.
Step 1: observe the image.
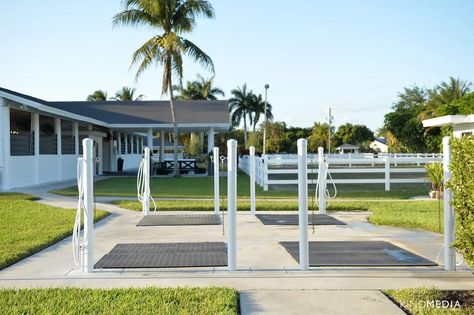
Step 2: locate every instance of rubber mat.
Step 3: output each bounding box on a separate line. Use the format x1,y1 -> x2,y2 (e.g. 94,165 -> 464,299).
280,241 -> 437,266
95,242 -> 227,269
256,214 -> 346,226
137,214 -> 220,226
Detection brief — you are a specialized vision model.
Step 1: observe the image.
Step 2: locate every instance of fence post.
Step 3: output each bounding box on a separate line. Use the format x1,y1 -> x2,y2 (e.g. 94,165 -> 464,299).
213,147 -> 220,215
82,138 -> 94,273
348,153 -> 352,167
443,137 -> 456,271
263,156 -> 268,191
318,147 -> 326,214
143,147 -> 150,216
384,155 -> 390,191
250,146 -> 256,214
227,139 -> 237,271
297,139 -> 309,271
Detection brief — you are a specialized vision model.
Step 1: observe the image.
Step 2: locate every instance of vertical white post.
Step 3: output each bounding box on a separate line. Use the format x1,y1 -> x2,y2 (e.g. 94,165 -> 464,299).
298,139 -> 309,271
318,147 -> 326,214
110,131 -> 115,172
0,101 -> 10,191
227,139 -> 237,271
443,137 -> 455,271
147,128 -> 153,155
200,131 -> 205,154
384,155 -> 390,191
250,146 -> 256,214
32,113 -> 40,184
83,138 -> 94,273
130,134 -> 135,154
117,132 -> 122,156
143,147 -> 150,216
213,147 -> 220,215
263,156 -> 268,191
125,134 -> 129,155
208,127 -> 215,154
55,118 -> 62,181
348,153 -> 352,167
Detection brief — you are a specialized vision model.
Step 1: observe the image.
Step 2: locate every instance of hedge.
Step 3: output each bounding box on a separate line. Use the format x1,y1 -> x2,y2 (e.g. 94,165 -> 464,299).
448,136 -> 474,268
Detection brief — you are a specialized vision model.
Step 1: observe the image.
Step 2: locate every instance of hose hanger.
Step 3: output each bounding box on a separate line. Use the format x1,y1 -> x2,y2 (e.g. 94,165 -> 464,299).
315,152 -> 337,212
137,149 -> 157,215
73,158 -> 86,267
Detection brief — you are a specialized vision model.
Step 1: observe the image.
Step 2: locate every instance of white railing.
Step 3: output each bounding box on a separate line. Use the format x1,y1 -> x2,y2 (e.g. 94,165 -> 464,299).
239,153 -> 442,191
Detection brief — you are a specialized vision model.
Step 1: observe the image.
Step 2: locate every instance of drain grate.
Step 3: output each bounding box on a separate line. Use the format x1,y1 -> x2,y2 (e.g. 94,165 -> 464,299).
256,214 -> 346,226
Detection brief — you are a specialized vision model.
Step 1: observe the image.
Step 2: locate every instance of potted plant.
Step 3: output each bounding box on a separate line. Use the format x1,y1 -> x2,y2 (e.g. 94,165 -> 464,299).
425,161 -> 443,232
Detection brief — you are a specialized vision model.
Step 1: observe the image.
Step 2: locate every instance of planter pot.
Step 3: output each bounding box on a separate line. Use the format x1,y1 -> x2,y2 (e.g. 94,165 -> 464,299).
429,191 -> 443,199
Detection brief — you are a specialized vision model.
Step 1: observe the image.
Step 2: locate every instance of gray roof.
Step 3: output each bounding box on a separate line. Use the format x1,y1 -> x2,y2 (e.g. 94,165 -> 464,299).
336,143 -> 359,149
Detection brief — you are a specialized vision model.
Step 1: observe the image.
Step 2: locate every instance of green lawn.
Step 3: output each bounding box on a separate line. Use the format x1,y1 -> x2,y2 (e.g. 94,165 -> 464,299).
50,173 -> 428,200
113,199 -> 443,233
384,287 -> 474,315
0,287 -> 238,315
0,193 -> 109,270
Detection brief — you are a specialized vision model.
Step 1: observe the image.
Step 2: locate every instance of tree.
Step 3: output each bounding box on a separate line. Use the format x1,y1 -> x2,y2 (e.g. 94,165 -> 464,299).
439,92 -> 474,115
265,121 -> 289,153
308,122 -> 334,152
112,86 -> 145,101
87,90 -> 108,101
334,123 -> 374,147
250,93 -> 273,132
113,0 -> 215,176
229,84 -> 253,147
174,74 -> 224,100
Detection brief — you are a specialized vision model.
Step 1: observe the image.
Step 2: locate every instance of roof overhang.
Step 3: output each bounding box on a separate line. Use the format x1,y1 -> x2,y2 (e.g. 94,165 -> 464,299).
422,115 -> 474,128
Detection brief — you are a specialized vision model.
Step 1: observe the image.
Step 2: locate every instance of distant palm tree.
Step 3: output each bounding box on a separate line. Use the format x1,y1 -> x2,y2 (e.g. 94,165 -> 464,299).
229,84 -> 253,147
174,75 -> 224,100
112,86 -> 145,101
87,90 -> 108,101
250,93 -> 273,132
419,77 -> 472,120
113,0 -> 215,176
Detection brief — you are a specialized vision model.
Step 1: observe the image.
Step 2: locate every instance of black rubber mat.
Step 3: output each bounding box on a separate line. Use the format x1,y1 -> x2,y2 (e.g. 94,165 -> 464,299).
137,214 -> 220,226
280,241 -> 437,266
95,242 -> 227,269
256,214 -> 346,226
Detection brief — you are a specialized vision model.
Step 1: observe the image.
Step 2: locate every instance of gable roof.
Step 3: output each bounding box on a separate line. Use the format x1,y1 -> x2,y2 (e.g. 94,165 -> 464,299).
336,143 -> 359,149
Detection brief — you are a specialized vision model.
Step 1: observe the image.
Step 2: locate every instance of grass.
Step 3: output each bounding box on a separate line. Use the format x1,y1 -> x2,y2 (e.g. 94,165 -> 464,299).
384,287 -> 474,314
0,287 -> 238,315
0,193 -> 109,270
50,172 -> 429,200
113,199 -> 443,233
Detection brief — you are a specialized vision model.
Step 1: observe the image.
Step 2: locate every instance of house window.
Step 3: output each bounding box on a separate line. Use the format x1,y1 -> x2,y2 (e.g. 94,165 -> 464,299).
461,131 -> 473,137
61,120 -> 75,154
39,115 -> 57,154
10,109 -> 34,156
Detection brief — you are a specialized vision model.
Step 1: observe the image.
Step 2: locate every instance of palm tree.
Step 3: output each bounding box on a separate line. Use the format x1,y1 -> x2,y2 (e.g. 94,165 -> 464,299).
113,0 -> 215,176
418,77 -> 472,120
87,90 -> 108,101
250,93 -> 273,132
112,86 -> 145,101
229,84 -> 253,147
174,74 -> 224,100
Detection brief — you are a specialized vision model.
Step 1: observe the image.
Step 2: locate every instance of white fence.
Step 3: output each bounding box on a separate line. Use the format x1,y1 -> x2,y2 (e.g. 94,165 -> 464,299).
239,153 -> 443,191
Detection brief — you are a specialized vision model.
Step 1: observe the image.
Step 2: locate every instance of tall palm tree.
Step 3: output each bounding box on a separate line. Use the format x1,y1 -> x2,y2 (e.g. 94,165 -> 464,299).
87,90 -> 108,101
112,86 -> 145,101
174,74 -> 224,100
250,93 -> 273,132
418,77 -> 472,120
113,0 -> 215,176
229,84 -> 253,147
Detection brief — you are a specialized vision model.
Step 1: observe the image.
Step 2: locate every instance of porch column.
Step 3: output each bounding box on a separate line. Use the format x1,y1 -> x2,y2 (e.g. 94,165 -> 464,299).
160,129 -> 165,162
32,112 -> 40,184
200,131 -> 204,153
147,128 -> 153,153
131,134 -> 135,154
110,130 -> 116,172
0,100 -> 10,190
73,122 -> 79,155
207,127 -> 215,155
117,132 -> 122,156
140,137 -> 144,154
125,133 -> 128,155
54,117 -> 62,180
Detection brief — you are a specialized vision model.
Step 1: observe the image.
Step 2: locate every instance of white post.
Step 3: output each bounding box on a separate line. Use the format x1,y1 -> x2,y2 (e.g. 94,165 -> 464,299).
318,147 -> 326,214
32,113 -> 40,184
384,155 -> 390,191
0,101 -> 10,191
213,147 -> 220,215
82,138 -> 94,273
143,147 -> 151,216
110,131 -> 115,172
130,134 -> 135,154
227,139 -> 237,271
263,156 -> 268,191
443,137 -> 455,271
298,139 -> 309,271
125,133 -> 129,155
147,128 -> 153,155
250,146 -> 256,214
55,118 -> 62,181
117,132 -> 122,156
208,127 -> 215,154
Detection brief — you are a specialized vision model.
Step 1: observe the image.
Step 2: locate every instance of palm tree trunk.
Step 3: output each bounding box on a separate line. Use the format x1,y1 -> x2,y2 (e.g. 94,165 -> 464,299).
243,117 -> 248,148
168,79 -> 179,177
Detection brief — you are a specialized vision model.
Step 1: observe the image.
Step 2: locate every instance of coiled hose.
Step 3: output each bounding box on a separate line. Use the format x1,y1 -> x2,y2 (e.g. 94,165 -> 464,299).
315,160 -> 337,208
137,158 -> 157,215
72,158 -> 85,266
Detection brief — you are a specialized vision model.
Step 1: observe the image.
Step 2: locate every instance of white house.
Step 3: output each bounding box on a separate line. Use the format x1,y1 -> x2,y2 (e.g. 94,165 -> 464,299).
335,143 -> 359,154
422,114 -> 474,136
370,137 -> 388,153
0,87 -> 229,191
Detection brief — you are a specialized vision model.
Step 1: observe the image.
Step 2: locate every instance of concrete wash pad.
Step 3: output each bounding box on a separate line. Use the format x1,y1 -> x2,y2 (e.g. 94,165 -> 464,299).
280,241 -> 437,266
256,213 -> 346,225
95,242 -> 227,268
136,214 -> 221,226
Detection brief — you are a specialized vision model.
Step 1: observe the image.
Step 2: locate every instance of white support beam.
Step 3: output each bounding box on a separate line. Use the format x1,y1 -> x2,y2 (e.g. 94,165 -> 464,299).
0,100 -> 10,190
117,132 -> 122,156
83,138 -> 95,273
208,127 -> 215,155
125,133 -> 128,155
55,117 -> 62,180
227,139 -> 237,271
147,128 -> 153,157
297,138 -> 309,271
32,112 -> 40,184
443,136 -> 456,271
250,146 -> 256,214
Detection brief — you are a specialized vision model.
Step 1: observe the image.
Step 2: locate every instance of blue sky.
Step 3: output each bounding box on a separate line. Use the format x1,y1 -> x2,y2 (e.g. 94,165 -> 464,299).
1,0 -> 473,131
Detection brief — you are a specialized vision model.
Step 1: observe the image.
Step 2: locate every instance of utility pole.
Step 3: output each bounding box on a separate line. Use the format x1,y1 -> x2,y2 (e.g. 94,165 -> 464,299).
328,108 -> 333,153
263,84 -> 270,155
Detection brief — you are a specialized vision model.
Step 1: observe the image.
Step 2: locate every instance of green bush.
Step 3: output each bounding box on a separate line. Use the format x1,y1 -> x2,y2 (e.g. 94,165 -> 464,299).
447,136 -> 474,268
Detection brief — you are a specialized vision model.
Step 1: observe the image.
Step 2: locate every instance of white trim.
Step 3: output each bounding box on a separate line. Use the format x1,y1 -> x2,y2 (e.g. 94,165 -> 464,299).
108,123 -> 229,129
422,115 -> 474,127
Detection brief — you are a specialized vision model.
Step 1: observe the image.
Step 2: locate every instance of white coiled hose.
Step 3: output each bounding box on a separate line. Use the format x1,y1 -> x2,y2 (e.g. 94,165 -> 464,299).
72,158 -> 85,266
137,158 -> 156,215
315,160 -> 337,208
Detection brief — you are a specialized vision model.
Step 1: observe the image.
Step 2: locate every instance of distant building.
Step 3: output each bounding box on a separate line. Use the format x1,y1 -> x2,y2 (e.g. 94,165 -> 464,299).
370,138 -> 388,153
335,143 -> 359,154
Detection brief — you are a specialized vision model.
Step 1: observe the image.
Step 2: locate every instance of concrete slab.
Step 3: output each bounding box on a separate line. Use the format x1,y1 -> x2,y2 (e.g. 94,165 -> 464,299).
256,213 -> 346,225
239,290 -> 405,315
137,214 -> 221,226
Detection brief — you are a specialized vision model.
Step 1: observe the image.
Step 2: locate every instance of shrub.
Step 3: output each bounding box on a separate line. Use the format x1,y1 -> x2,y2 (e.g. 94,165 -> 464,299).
447,136 -> 474,268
